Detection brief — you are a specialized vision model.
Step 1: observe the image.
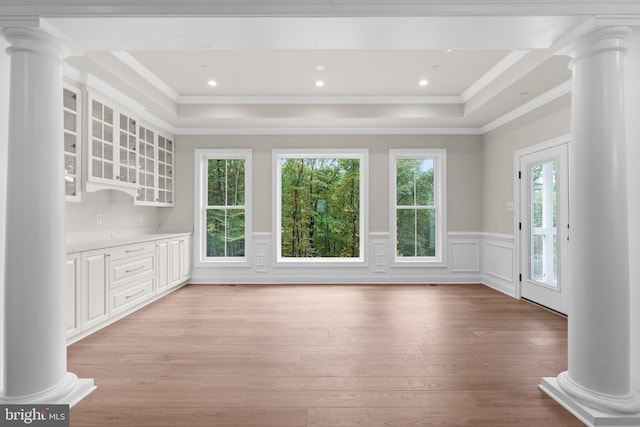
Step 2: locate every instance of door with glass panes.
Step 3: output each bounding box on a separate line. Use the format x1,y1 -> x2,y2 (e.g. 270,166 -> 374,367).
519,143 -> 569,315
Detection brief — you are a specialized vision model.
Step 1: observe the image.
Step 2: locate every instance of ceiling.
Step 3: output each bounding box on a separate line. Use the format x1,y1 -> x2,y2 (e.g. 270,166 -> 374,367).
129,50 -> 509,97
51,15 -> 581,134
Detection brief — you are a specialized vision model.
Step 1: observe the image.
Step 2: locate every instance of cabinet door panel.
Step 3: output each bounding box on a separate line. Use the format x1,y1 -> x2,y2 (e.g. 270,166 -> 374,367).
169,240 -> 181,285
65,255 -> 81,339
110,278 -> 154,316
180,237 -> 191,281
156,241 -> 170,292
110,255 -> 154,289
82,251 -> 109,330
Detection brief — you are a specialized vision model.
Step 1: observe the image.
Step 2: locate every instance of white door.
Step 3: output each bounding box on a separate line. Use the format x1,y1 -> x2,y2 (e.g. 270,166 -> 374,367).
519,143 -> 569,315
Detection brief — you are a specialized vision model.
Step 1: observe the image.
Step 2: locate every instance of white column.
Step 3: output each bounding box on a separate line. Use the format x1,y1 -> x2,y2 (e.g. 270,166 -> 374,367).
0,26 -> 94,406
626,30 -> 640,399
540,25 -> 640,425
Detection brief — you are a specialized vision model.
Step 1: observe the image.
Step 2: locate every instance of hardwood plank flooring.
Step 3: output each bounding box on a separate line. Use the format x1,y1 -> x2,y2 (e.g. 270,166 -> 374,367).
69,284 -> 583,427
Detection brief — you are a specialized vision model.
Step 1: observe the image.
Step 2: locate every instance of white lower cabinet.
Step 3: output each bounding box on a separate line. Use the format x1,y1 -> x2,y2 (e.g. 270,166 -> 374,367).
109,242 -> 156,316
180,235 -> 192,282
156,239 -> 170,293
169,235 -> 191,287
66,233 -> 192,343
81,249 -> 109,331
169,239 -> 181,285
110,277 -> 155,316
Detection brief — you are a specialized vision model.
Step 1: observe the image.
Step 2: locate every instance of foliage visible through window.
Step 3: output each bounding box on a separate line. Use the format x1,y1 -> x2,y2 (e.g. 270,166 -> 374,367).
530,161 -> 557,285
206,159 -> 246,258
280,158 -> 360,258
395,158 -> 436,257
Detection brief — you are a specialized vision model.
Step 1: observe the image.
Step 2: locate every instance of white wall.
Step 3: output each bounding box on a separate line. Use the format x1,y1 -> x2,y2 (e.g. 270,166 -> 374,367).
482,95 -> 572,235
162,134 -> 484,233
479,95 -> 572,297
0,37 -> 10,393
65,191 -> 164,238
161,133 -> 485,284
625,33 -> 640,395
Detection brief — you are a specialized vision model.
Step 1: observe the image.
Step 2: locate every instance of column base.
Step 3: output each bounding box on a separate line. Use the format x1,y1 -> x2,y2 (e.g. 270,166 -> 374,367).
0,372 -> 95,408
540,376 -> 640,427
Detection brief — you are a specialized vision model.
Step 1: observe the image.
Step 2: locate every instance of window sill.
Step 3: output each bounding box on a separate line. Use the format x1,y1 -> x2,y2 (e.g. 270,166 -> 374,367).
274,258 -> 368,268
195,258 -> 251,268
391,259 -> 446,268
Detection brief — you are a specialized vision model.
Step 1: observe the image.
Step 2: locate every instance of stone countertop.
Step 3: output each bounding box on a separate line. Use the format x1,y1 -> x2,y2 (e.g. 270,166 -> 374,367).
66,231 -> 192,254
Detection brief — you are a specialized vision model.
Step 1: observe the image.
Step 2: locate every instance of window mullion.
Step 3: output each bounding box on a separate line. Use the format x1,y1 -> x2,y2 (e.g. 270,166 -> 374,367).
414,161 -> 419,257
392,152 -> 443,263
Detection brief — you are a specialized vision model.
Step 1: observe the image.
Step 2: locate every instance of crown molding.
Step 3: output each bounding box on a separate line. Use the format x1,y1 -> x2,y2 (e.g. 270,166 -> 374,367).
461,50 -> 529,102
0,15 -> 41,29
174,127 -> 483,136
62,62 -> 83,83
62,67 -> 176,134
112,50 -> 464,107
111,51 -> 180,102
482,79 -> 572,133
178,95 -> 463,105
552,14 -> 640,56
2,1 -> 640,17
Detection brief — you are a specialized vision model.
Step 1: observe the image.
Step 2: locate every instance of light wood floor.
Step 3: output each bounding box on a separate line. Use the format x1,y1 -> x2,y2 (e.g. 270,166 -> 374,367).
69,284 -> 582,427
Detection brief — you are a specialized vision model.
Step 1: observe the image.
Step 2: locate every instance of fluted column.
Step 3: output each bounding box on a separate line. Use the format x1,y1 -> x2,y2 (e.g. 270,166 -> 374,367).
0,26 -> 94,406
540,25 -> 640,424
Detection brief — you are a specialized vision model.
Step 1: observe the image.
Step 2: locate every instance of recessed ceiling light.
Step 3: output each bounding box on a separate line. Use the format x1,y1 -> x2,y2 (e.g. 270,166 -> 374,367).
446,49 -> 453,52
419,79 -> 429,87
315,80 -> 325,87
316,65 -> 326,71
208,80 -> 217,87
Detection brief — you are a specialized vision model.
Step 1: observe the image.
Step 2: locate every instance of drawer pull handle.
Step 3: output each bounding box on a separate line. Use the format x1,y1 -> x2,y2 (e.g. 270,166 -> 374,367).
125,289 -> 147,300
125,265 -> 146,274
125,247 -> 146,253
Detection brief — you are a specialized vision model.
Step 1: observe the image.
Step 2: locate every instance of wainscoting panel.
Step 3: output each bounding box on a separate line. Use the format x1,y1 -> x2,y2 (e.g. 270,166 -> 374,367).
253,233 -> 271,273
482,233 -> 516,297
370,232 -> 388,273
191,232 -> 490,285
449,240 -> 481,273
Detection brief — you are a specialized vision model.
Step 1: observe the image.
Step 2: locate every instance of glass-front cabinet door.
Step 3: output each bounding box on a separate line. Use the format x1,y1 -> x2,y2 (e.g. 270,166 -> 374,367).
119,112 -> 138,185
89,97 -> 115,181
85,91 -> 139,198
63,84 -> 81,201
157,134 -> 174,206
137,124 -> 156,204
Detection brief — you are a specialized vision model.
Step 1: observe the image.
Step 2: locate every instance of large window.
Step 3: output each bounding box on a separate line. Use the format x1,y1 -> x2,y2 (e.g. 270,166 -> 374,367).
274,149 -> 368,263
390,149 -> 446,265
195,149 -> 251,264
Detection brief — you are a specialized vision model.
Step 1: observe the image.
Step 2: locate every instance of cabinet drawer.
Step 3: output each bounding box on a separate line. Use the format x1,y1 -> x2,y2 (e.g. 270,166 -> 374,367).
111,278 -> 154,315
110,241 -> 155,261
110,255 -> 154,289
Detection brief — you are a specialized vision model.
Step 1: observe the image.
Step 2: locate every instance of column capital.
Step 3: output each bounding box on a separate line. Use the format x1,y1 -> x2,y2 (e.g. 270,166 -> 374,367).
2,26 -> 65,60
568,25 -> 632,63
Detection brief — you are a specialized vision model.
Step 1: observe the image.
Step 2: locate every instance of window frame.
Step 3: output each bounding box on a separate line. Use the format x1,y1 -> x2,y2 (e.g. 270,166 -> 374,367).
194,149 -> 252,266
273,148 -> 369,265
389,149 -> 447,266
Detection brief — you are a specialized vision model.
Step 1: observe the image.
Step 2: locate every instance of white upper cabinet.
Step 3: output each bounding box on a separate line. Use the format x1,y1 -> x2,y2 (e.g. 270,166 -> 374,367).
137,124 -> 156,204
63,84 -> 82,202
136,124 -> 175,207
156,134 -> 174,206
118,111 -> 139,187
62,84 -> 175,204
85,91 -> 139,197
